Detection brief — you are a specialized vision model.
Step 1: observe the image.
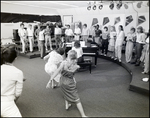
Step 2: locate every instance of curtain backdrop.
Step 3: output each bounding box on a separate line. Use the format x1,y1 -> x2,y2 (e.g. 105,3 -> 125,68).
1,12 -> 61,23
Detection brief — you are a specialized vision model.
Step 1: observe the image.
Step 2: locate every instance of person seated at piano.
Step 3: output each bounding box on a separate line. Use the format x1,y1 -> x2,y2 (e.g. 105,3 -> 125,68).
65,25 -> 74,42
74,24 -> 81,41
82,24 -> 89,42
72,40 -> 84,63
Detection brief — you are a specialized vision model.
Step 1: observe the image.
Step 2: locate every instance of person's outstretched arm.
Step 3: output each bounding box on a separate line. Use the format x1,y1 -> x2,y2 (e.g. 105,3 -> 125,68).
43,54 -> 50,61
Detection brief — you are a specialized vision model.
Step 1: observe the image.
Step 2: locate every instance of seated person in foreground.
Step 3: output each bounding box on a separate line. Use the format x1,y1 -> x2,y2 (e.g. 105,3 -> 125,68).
72,40 -> 84,63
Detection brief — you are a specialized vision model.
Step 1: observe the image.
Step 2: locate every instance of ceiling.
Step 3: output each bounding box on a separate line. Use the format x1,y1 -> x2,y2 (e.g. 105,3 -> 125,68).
1,1 -> 138,10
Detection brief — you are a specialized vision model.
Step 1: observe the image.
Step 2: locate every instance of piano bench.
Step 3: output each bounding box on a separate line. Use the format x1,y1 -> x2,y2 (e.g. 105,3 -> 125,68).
78,59 -> 92,73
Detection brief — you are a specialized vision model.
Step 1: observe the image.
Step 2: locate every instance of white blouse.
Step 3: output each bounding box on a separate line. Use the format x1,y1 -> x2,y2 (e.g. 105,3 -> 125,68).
116,31 -> 125,46
74,28 -> 81,35
72,47 -> 83,58
1,64 -> 24,102
136,33 -> 146,44
65,29 -> 74,36
82,28 -> 89,36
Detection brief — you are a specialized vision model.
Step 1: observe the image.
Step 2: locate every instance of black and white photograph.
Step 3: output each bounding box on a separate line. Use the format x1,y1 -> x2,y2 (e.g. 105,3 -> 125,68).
1,0 -> 149,117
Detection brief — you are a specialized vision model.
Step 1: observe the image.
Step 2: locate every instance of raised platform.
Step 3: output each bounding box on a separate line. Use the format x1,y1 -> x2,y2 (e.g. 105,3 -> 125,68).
18,51 -> 41,59
98,55 -> 149,96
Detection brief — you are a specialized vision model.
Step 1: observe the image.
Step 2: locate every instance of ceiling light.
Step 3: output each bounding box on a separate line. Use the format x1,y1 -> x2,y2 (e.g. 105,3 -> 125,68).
93,5 -> 96,10
116,1 -> 122,10
109,1 -> 114,10
137,2 -> 142,8
87,6 -> 91,10
99,0 -> 103,10
87,2 -> 91,10
99,5 -> 103,10
124,4 -> 128,9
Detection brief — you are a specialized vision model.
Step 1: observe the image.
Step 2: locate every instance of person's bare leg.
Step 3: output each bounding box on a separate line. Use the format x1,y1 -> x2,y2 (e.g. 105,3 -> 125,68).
51,80 -> 54,88
65,100 -> 71,110
76,102 -> 87,117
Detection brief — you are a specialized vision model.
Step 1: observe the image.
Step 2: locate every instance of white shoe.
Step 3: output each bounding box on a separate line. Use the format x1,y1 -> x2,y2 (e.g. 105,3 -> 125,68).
65,104 -> 72,110
114,58 -> 117,60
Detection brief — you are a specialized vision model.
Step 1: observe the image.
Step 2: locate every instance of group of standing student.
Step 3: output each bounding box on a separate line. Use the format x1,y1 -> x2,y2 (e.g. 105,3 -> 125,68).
64,24 -> 89,42
127,27 -> 149,74
18,23 -> 64,59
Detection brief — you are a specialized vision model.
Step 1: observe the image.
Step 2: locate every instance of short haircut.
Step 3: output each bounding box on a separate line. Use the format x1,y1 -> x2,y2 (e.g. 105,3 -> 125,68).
130,27 -> 136,33
137,26 -> 144,33
56,48 -> 65,55
104,26 -> 108,31
2,45 -> 17,63
20,23 -> 24,27
119,25 -> 124,31
83,24 -> 87,27
68,50 -> 77,60
74,40 -> 81,48
52,45 -> 57,50
67,25 -> 70,28
40,26 -> 45,31
46,24 -> 50,28
97,24 -> 99,28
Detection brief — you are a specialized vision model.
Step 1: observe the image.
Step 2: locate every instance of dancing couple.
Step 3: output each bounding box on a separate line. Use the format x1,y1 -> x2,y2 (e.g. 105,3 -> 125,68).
45,49 -> 88,117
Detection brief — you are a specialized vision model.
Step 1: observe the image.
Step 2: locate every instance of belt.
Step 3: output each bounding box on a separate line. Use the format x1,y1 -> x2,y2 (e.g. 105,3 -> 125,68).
28,36 -> 33,37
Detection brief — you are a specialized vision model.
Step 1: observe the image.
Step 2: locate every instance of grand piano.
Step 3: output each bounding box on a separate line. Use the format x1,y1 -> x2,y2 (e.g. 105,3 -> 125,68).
64,41 -> 99,65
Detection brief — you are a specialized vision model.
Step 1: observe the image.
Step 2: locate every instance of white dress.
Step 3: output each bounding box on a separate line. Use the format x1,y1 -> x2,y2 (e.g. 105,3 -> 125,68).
45,51 -> 63,82
108,31 -> 117,51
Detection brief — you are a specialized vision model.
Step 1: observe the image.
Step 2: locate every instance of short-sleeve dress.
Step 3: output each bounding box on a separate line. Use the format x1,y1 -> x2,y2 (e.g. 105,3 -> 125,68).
60,60 -> 80,103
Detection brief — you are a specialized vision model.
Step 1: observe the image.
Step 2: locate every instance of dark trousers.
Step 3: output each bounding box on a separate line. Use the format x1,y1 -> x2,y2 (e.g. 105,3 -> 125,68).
77,56 -> 84,63
101,39 -> 109,54
55,35 -> 62,48
134,42 -> 143,63
40,40 -> 45,58
65,36 -> 72,42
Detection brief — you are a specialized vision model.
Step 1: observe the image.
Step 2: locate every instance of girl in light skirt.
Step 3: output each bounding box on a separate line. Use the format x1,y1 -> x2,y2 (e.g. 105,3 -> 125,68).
44,46 -> 65,88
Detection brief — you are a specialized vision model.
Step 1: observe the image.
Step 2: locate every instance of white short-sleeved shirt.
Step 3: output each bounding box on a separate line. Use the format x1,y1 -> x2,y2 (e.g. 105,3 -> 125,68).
72,47 -> 83,58
18,28 -> 26,37
27,28 -> 34,37
1,64 -> 24,102
39,30 -> 45,41
82,28 -> 89,36
55,28 -> 62,35
74,28 -> 81,35
136,33 -> 146,44
65,29 -> 74,36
